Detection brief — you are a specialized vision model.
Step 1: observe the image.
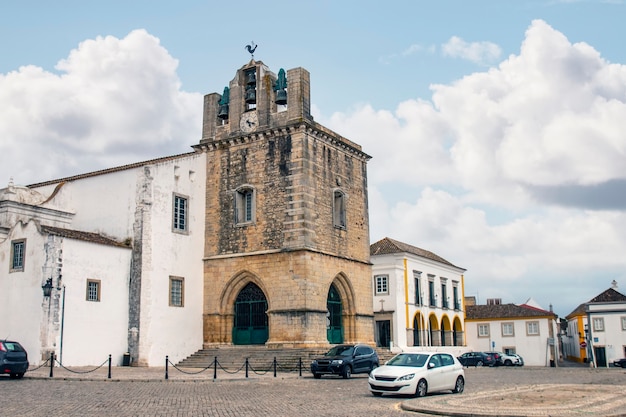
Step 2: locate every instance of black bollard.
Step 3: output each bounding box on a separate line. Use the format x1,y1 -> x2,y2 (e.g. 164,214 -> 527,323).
165,355 -> 169,380
49,352 -> 54,378
108,354 -> 112,379
273,357 -> 277,377
298,357 -> 302,377
245,358 -> 249,378
213,356 -> 217,379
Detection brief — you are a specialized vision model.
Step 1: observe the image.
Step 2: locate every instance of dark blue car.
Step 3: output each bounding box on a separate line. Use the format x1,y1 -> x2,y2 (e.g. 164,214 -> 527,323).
1,340 -> 29,379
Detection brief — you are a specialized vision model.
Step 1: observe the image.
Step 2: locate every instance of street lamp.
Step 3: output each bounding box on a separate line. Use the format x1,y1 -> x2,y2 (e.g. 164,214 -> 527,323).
42,278 -> 53,297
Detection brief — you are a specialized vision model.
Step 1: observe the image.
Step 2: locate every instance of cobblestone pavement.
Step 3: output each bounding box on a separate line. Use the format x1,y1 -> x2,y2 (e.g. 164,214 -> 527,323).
3,364 -> 626,416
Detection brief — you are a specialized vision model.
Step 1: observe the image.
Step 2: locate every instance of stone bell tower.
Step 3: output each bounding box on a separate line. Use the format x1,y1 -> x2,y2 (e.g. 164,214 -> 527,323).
194,57 -> 373,348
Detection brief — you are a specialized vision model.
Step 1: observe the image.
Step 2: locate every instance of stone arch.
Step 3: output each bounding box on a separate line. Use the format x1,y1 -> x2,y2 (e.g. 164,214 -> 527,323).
207,270 -> 270,345
428,313 -> 440,346
452,315 -> 464,346
219,270 -> 270,313
412,312 -> 426,346
328,273 -> 357,343
440,314 -> 452,346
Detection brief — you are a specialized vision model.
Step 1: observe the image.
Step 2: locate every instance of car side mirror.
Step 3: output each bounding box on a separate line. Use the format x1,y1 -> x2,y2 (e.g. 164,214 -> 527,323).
428,362 -> 435,369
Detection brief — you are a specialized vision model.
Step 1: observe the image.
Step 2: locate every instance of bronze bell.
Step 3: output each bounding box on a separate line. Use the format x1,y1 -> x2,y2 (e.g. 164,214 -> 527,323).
217,104 -> 229,119
245,89 -> 256,104
246,71 -> 256,86
275,89 -> 287,105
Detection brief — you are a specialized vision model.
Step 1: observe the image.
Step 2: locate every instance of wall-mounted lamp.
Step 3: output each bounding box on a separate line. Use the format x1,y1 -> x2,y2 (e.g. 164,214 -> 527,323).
42,278 -> 53,297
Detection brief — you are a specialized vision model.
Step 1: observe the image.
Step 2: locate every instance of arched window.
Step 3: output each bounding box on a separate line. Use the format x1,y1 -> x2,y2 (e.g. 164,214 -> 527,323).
333,189 -> 346,229
235,186 -> 255,224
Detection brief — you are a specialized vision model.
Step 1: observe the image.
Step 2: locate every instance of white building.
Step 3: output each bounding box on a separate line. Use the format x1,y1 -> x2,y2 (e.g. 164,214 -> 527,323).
1,151 -> 207,366
370,237 -> 466,354
465,299 -> 559,366
562,281 -> 626,367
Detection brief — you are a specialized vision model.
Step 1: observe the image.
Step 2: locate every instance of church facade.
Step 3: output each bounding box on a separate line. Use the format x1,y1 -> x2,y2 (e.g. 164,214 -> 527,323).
0,59 -> 374,366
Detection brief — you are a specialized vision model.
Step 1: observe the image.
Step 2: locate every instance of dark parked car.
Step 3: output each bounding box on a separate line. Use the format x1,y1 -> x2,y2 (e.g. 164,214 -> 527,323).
311,344 -> 379,379
484,351 -> 505,366
457,351 -> 497,367
613,358 -> 626,368
0,340 -> 29,379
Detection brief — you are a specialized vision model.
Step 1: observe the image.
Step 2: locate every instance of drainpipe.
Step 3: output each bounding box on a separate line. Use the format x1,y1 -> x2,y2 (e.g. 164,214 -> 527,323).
403,258 -> 409,347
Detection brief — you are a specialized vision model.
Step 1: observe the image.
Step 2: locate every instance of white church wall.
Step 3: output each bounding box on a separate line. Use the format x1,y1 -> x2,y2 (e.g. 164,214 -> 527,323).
136,154 -> 206,365
0,221 -> 48,364
59,238 -> 131,366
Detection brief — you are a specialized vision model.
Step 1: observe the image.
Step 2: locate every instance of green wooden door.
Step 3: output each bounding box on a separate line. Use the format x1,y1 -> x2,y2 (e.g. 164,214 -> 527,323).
326,284 -> 343,344
233,283 -> 268,345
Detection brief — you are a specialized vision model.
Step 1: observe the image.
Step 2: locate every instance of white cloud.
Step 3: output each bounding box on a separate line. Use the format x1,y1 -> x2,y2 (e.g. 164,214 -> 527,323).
2,20 -> 625,316
441,36 -> 502,66
323,19 -> 626,315
0,29 -> 202,185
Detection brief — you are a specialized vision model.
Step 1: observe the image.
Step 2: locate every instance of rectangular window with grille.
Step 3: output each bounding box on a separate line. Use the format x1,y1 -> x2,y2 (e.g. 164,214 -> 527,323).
173,194 -> 188,233
453,286 -> 460,310
10,239 -> 26,272
413,271 -> 421,305
86,279 -> 101,302
374,275 -> 388,295
478,324 -> 490,337
526,321 -> 539,335
169,277 -> 184,307
502,322 -> 514,336
593,317 -> 604,332
428,278 -> 436,307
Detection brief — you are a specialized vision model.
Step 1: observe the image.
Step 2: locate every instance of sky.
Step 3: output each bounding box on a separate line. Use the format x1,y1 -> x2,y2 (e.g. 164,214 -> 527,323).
2,0 -> 626,318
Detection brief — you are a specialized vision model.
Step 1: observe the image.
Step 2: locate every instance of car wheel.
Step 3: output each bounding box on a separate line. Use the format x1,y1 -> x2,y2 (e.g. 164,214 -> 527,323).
476,360 -> 483,367
313,373 -> 321,379
415,379 -> 428,397
342,365 -> 352,379
504,360 -> 512,366
453,376 -> 464,394
372,391 -> 383,397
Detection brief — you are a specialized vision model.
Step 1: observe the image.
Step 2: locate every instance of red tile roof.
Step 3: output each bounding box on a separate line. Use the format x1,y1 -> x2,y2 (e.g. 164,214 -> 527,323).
41,225 -> 130,248
466,303 -> 556,320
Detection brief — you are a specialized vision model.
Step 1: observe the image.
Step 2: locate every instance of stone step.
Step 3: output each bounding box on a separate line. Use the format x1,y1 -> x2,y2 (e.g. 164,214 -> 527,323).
176,346 -> 396,369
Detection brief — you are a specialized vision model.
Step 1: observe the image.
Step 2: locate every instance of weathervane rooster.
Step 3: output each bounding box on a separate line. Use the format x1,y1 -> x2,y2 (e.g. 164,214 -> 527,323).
245,41 -> 257,59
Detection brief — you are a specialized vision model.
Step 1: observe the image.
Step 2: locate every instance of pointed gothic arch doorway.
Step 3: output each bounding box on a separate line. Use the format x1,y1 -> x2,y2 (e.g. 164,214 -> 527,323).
232,282 -> 268,345
327,284 -> 343,343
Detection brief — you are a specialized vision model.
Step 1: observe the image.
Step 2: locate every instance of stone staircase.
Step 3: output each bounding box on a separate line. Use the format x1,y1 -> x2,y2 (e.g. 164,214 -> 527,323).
176,345 -> 396,371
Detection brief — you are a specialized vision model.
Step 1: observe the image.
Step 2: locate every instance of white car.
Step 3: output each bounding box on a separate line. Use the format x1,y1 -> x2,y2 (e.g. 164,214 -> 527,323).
368,352 -> 465,397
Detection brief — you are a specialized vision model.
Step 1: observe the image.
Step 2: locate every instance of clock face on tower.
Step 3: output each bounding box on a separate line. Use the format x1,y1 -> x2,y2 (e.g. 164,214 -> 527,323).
240,111 -> 258,133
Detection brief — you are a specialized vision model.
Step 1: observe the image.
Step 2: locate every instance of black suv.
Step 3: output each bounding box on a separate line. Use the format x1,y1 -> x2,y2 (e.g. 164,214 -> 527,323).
0,340 -> 29,379
311,344 -> 379,379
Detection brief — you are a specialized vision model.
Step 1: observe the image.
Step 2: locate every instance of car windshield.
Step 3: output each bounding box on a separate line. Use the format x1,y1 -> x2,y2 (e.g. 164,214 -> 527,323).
325,346 -> 354,357
387,354 -> 428,367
